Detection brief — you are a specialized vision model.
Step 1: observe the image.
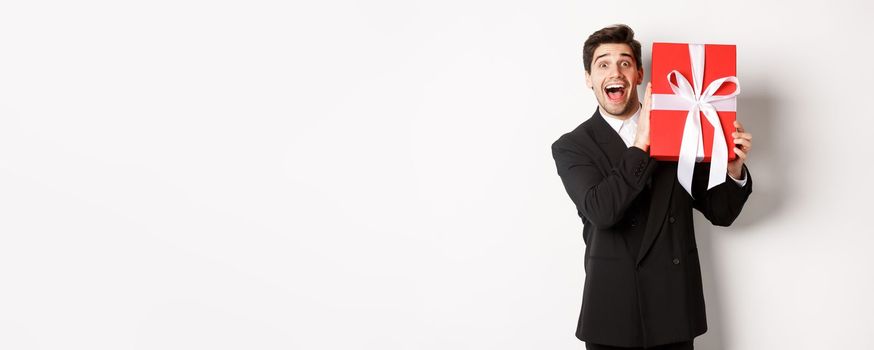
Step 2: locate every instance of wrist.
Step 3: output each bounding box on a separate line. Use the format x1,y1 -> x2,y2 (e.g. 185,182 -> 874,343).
633,136 -> 649,150
633,133 -> 649,151
633,142 -> 649,152
728,166 -> 744,179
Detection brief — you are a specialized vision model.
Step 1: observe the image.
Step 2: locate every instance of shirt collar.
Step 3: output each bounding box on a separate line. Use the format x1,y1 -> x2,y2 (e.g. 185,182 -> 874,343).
600,104 -> 642,133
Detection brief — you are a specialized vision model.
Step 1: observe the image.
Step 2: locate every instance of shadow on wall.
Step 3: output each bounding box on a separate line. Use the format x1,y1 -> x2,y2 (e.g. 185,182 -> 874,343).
693,83 -> 783,350
732,86 -> 787,229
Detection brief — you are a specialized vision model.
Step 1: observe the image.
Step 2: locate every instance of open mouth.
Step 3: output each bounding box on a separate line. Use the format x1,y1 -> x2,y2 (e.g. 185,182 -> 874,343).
604,83 -> 626,103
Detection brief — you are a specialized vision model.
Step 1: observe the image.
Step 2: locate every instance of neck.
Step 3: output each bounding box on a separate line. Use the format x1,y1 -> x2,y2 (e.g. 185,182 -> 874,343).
599,101 -> 641,121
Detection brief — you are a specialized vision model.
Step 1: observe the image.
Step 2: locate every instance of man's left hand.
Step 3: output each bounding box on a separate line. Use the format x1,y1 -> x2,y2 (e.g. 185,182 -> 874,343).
728,120 -> 752,179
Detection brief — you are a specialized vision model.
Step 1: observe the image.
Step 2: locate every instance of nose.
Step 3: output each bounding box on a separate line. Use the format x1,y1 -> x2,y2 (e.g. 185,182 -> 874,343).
608,64 -> 622,78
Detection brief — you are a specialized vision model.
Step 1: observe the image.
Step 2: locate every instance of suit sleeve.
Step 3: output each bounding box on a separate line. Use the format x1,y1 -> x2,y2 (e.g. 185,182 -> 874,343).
551,137 -> 656,229
691,163 -> 753,226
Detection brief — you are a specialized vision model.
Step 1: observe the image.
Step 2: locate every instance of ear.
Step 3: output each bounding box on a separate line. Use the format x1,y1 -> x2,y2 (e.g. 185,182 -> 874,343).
585,71 -> 593,89
635,68 -> 644,85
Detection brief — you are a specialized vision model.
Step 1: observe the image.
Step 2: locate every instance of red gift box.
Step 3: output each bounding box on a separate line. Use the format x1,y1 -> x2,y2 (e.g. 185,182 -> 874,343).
649,42 -> 738,162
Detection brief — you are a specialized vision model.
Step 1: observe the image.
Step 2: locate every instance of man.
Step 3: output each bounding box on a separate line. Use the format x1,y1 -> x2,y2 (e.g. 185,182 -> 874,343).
551,24 -> 753,350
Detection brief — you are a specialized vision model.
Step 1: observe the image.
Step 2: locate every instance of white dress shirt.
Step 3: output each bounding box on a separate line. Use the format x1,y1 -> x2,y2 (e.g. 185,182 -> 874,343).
600,106 -> 747,187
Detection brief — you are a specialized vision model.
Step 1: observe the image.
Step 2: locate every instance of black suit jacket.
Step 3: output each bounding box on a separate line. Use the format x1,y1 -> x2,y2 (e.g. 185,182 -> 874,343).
551,108 -> 752,347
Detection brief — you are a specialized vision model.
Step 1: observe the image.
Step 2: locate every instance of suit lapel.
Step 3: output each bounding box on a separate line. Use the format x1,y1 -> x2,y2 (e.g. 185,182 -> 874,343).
635,166 -> 676,266
590,108 -> 629,167
589,107 -> 675,266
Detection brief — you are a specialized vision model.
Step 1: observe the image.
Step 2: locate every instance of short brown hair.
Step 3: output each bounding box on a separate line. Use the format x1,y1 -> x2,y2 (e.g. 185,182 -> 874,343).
582,24 -> 642,74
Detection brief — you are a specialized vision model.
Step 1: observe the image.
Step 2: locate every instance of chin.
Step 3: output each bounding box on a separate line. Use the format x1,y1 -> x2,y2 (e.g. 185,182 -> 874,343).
601,100 -> 631,116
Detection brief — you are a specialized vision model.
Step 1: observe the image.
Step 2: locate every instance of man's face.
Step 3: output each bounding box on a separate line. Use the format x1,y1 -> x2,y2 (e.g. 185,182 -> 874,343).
586,43 -> 644,117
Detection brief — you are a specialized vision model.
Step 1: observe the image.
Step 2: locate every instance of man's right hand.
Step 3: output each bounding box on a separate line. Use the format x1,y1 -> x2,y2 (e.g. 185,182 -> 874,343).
633,82 -> 652,152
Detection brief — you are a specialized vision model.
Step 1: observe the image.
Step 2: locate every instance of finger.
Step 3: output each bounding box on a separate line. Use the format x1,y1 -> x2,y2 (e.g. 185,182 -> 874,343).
732,131 -> 752,141
734,120 -> 745,133
733,147 -> 747,161
734,138 -> 751,150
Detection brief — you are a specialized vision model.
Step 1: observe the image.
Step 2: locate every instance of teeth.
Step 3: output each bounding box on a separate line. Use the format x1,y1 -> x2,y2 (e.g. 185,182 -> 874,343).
606,84 -> 624,90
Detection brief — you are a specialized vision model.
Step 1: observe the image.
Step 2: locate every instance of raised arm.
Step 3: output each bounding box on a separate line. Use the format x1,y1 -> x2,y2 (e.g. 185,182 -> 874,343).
552,139 -> 656,229
692,120 -> 754,226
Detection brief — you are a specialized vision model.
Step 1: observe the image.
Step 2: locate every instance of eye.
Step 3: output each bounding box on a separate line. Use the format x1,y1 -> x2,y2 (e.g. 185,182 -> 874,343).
599,62 -> 608,68
621,61 -> 630,67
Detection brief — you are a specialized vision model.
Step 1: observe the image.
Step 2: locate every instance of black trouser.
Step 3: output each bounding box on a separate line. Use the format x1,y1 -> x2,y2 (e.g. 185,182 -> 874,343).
585,340 -> 693,350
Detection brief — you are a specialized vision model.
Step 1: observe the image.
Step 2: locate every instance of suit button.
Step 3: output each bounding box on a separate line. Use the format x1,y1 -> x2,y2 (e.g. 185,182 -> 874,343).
673,258 -> 680,264
669,216 -> 676,223
630,218 -> 638,227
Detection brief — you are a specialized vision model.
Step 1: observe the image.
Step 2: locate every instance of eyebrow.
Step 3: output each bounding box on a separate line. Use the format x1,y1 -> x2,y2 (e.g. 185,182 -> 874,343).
594,52 -> 635,62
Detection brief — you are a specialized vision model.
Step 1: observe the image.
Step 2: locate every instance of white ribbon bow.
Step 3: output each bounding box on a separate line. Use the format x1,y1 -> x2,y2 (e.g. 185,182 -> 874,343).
650,44 -> 740,198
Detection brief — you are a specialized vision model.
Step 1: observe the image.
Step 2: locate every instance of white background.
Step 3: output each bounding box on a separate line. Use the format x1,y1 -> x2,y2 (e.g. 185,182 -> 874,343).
1,0 -> 872,349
